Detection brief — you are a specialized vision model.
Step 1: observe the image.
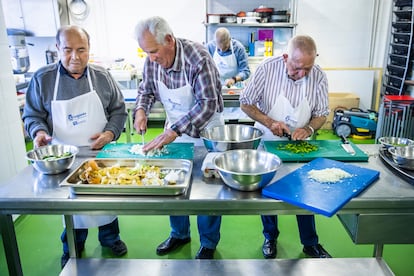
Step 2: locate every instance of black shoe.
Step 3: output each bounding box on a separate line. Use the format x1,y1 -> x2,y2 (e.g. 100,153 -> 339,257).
61,253 -> 70,269
195,246 -> 215,259
109,240 -> 128,256
61,244 -> 85,269
156,236 -> 191,255
262,239 -> 277,259
303,244 -> 332,258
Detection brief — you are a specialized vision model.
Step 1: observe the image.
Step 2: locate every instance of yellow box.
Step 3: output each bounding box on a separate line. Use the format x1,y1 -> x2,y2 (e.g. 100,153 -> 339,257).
322,92 -> 360,130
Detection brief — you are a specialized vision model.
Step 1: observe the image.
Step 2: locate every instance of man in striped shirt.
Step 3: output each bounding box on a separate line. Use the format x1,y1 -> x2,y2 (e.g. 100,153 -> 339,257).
240,35 -> 331,259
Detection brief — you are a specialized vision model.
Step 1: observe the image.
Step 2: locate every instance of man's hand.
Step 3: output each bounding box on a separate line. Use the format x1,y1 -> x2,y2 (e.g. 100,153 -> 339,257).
33,131 -> 52,148
142,129 -> 178,153
134,109 -> 148,135
90,131 -> 114,150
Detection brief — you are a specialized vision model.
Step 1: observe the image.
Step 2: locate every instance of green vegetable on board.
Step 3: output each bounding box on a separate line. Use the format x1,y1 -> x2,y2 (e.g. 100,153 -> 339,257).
277,141 -> 318,154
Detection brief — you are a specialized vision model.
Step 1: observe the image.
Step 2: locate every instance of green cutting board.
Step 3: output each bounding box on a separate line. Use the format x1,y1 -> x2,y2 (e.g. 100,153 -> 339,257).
96,143 -> 194,159
263,140 -> 368,162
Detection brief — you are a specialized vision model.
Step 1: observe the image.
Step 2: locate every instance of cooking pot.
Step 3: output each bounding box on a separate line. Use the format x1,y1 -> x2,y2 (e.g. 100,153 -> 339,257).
221,14 -> 237,23
254,6 -> 274,23
7,28 -> 30,74
207,14 -> 220,23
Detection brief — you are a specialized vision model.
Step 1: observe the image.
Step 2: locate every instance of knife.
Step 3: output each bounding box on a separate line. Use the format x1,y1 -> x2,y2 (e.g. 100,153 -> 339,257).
340,135 -> 356,155
283,132 -> 292,141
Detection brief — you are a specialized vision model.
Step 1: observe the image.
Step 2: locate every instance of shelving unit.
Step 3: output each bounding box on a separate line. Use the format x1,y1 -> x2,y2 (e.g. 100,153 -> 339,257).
204,0 -> 297,56
383,0 -> 414,96
377,0 -> 414,139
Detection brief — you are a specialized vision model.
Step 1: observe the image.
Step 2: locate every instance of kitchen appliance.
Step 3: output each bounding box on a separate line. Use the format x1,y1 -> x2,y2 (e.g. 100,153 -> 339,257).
7,28 -> 31,74
262,157 -> 380,217
333,107 -> 378,138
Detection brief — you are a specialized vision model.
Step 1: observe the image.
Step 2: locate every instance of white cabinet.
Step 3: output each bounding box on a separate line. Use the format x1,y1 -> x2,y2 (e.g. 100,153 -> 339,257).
204,0 -> 297,57
1,0 -> 68,36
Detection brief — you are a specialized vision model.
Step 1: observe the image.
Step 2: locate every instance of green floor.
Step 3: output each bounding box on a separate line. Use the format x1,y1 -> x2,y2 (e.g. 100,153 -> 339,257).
1,129 -> 413,275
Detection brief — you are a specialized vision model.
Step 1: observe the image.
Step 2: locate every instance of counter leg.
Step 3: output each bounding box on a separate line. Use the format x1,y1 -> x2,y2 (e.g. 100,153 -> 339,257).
64,215 -> 78,258
373,243 -> 384,257
0,214 -> 23,276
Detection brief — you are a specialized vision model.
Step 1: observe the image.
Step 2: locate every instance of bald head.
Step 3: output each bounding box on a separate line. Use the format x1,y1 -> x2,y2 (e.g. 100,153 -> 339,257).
56,25 -> 90,47
215,27 -> 231,52
287,35 -> 317,58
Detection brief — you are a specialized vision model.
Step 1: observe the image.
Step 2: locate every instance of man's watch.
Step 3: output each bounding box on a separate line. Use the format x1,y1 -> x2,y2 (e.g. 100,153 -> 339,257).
171,124 -> 181,136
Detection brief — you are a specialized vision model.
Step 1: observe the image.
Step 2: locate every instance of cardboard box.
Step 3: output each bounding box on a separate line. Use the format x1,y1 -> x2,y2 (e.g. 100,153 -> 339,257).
322,92 -> 360,130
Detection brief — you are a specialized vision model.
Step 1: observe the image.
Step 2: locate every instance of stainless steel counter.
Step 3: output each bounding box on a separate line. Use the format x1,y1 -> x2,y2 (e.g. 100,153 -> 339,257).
1,144 -> 413,275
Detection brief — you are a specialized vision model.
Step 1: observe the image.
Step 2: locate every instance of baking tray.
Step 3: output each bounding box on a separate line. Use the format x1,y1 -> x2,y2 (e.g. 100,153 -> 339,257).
60,158 -> 193,195
379,147 -> 414,184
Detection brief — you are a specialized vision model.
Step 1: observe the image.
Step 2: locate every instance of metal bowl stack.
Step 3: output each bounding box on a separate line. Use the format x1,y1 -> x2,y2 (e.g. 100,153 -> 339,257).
378,136 -> 414,149
213,149 -> 282,191
388,145 -> 414,170
200,124 -> 263,152
26,144 -> 79,174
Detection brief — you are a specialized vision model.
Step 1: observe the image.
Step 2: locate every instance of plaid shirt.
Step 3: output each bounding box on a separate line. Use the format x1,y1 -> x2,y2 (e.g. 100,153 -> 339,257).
136,38 -> 223,137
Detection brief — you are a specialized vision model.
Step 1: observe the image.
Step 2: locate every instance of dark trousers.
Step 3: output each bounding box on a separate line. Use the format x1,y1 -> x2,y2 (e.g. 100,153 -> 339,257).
261,215 -> 318,246
61,218 -> 120,254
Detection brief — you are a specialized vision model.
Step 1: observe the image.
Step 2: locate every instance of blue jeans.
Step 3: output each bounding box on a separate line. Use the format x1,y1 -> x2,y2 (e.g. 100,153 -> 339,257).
169,215 -> 221,249
61,218 -> 121,254
261,215 -> 318,246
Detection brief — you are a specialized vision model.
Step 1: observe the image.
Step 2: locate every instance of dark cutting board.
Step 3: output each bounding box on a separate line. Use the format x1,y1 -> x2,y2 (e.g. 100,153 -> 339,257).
263,140 -> 368,162
96,143 -> 194,159
262,158 -> 380,217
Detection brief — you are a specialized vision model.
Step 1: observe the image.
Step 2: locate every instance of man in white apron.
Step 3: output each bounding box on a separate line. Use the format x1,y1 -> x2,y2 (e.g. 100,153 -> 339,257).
240,35 -> 331,259
133,16 -> 224,259
206,27 -> 250,87
22,26 -> 128,268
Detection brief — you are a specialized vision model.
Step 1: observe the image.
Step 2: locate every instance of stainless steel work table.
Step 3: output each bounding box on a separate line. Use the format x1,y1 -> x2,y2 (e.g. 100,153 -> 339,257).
1,144 -> 413,275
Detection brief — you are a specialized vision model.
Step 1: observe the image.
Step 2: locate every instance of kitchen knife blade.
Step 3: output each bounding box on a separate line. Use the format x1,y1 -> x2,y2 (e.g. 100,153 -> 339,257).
340,135 -> 356,155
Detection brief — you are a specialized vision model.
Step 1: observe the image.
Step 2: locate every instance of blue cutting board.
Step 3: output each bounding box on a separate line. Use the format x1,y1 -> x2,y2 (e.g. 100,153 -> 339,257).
96,143 -> 194,159
262,158 -> 380,217
263,140 -> 369,162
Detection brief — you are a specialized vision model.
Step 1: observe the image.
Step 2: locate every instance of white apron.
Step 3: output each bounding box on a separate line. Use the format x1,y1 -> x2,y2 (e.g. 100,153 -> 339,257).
158,46 -> 223,146
255,79 -> 311,141
52,66 -> 116,228
213,41 -> 238,85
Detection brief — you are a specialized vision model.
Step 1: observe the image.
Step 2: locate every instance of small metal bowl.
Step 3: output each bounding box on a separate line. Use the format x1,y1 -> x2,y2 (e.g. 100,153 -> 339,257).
26,144 -> 79,174
213,149 -> 282,191
378,136 -> 414,149
388,145 -> 414,170
200,124 -> 263,152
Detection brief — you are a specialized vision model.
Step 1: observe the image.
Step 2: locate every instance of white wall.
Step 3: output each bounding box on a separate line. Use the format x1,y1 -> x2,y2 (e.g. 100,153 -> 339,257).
0,3 -> 28,184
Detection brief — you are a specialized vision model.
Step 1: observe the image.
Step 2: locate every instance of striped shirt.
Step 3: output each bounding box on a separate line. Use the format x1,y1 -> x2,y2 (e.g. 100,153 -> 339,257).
136,38 -> 223,137
239,56 -> 329,118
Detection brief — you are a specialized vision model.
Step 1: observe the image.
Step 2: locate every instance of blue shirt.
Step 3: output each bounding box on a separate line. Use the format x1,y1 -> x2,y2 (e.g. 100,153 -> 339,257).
206,38 -> 250,81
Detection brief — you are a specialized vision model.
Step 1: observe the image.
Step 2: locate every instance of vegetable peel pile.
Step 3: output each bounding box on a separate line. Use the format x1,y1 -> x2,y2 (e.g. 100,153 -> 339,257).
277,141 -> 318,154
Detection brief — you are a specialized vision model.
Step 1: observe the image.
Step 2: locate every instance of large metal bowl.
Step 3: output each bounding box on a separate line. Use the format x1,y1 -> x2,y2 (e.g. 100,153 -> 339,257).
213,149 -> 282,191
200,124 -> 263,152
388,145 -> 414,170
378,136 -> 414,149
26,144 -> 79,174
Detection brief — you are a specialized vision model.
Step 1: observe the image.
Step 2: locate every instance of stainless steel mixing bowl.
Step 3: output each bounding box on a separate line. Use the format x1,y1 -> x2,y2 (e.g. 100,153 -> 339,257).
200,124 -> 263,152
26,144 -> 79,174
388,145 -> 414,170
378,136 -> 414,149
213,149 -> 282,191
